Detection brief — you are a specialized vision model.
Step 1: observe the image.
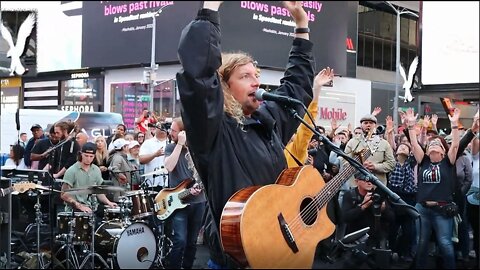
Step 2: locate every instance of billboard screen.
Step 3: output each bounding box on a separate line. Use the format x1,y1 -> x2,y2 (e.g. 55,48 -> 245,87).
81,1 -> 201,68
219,1 -> 350,74
420,2 -> 479,86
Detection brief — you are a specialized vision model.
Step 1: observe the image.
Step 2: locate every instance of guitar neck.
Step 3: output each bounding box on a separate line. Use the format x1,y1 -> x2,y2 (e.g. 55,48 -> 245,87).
315,148 -> 372,208
178,179 -> 203,200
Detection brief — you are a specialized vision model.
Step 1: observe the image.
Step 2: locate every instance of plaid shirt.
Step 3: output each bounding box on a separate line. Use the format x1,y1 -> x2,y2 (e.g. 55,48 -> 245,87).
389,155 -> 417,194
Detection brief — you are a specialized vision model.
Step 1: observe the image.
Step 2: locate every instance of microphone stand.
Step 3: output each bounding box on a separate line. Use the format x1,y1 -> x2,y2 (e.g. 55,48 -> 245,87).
44,135 -> 75,268
286,107 -> 419,219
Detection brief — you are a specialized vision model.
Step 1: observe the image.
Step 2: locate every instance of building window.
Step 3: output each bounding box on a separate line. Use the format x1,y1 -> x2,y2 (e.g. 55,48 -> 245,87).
357,3 -> 418,71
60,78 -> 103,112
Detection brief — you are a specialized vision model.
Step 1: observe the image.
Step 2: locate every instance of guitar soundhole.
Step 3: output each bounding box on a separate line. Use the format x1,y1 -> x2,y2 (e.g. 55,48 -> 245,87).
299,197 -> 317,226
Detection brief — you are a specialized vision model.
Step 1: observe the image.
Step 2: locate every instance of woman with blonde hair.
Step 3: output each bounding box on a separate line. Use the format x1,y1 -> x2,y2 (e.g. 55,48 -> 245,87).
93,135 -> 110,180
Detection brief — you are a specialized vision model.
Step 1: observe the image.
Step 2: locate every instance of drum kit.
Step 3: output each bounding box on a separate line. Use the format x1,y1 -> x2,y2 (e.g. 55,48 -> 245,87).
7,168 -> 172,269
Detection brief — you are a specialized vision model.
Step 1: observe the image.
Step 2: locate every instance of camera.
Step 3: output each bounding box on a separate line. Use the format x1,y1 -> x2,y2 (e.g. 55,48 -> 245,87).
308,148 -> 318,156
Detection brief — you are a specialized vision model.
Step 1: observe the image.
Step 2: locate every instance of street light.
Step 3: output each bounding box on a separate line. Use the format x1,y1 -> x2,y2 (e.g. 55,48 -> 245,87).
148,5 -> 171,116
385,1 -> 419,129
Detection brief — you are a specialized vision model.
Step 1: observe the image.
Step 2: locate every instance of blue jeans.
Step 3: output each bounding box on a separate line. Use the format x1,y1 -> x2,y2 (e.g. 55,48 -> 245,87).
165,202 -> 206,269
415,203 -> 455,269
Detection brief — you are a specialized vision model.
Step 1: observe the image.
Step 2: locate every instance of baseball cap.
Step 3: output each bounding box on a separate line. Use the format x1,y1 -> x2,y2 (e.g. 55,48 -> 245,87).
128,140 -> 140,149
30,124 -> 42,131
360,114 -> 377,124
354,171 -> 369,181
81,142 -> 97,154
112,138 -> 130,150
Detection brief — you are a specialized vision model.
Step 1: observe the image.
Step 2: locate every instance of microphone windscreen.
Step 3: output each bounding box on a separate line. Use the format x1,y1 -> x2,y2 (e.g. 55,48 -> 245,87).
254,88 -> 266,101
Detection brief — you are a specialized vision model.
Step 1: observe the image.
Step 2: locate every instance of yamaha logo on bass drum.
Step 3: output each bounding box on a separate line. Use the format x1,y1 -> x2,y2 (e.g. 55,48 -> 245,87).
126,226 -> 145,236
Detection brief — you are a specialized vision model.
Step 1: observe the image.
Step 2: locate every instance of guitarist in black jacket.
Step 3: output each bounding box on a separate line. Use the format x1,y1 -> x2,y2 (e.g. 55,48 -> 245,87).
163,117 -> 205,269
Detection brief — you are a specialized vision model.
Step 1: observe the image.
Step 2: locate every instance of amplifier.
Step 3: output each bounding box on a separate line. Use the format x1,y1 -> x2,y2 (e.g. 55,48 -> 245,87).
0,178 -> 11,269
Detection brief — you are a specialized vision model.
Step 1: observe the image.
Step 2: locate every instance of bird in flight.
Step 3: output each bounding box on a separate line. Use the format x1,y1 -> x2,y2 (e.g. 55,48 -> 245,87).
0,12 -> 36,76
399,56 -> 418,103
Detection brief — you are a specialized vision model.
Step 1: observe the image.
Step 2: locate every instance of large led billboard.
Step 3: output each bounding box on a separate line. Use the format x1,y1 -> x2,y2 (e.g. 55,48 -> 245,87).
419,2 -> 479,86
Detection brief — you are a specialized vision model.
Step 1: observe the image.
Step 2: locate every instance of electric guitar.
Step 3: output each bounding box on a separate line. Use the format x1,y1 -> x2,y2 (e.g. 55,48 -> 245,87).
220,147 -> 372,269
0,182 -> 39,197
154,178 -> 204,220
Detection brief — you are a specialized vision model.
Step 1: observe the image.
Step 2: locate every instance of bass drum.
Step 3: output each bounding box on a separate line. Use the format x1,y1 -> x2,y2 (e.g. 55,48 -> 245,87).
95,222 -> 157,269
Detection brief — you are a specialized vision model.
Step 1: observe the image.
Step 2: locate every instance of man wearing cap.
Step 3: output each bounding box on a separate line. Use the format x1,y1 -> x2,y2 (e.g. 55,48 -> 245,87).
60,142 -> 117,213
341,171 -> 395,268
127,140 -> 143,189
139,122 -> 168,190
108,138 -> 138,199
23,124 -> 45,169
344,114 -> 395,187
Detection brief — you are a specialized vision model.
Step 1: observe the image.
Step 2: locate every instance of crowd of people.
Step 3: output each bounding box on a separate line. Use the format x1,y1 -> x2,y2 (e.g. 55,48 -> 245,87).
1,1 -> 479,269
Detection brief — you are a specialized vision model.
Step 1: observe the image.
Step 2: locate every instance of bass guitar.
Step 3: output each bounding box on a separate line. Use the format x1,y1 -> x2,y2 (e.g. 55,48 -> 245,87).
220,147 -> 372,268
154,178 -> 204,220
0,181 -> 41,197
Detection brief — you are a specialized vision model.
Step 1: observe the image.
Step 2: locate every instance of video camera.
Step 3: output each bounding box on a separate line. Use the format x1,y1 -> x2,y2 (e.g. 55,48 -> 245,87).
308,148 -> 318,156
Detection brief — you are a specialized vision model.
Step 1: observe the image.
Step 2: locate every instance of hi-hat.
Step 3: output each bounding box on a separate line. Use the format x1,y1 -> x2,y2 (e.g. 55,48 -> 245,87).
141,169 -> 168,177
64,185 -> 126,195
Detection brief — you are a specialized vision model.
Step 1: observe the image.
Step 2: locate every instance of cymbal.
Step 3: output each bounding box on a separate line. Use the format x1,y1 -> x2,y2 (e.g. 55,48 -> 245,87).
141,169 -> 168,177
36,185 -> 61,192
1,165 -> 16,171
64,185 -> 127,195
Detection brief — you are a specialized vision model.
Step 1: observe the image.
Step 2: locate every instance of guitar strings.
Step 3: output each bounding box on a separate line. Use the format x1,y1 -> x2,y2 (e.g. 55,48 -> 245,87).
287,148 -> 372,235
288,136 -> 376,231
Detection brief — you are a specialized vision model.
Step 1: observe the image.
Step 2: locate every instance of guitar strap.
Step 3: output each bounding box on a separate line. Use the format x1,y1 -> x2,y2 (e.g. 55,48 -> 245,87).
284,146 -> 305,167
281,140 -> 304,167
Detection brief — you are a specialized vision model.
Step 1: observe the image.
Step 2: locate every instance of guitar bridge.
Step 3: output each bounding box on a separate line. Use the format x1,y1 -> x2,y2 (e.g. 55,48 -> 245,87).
277,213 -> 299,253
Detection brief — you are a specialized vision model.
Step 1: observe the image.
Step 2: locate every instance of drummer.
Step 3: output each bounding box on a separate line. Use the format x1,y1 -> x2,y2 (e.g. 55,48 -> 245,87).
60,142 -> 117,214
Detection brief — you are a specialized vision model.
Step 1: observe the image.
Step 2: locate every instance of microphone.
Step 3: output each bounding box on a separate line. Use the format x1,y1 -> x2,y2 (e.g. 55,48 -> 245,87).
255,88 -> 303,106
15,108 -> 20,131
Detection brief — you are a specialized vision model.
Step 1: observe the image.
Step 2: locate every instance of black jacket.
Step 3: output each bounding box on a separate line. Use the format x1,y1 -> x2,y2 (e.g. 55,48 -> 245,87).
176,8 -> 315,266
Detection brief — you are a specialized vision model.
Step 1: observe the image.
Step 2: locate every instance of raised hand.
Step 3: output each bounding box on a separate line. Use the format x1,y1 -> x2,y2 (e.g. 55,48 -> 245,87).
399,110 -> 407,125
448,108 -> 461,123
423,115 -> 431,129
178,131 -> 187,146
312,67 -> 334,99
405,108 -> 418,126
431,114 -> 438,126
331,118 -> 338,131
386,115 -> 393,131
203,1 -> 223,11
283,1 -> 308,26
372,107 -> 382,117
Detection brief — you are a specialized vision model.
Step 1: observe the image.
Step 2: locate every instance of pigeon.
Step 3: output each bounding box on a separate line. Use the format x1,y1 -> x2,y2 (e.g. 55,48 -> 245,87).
399,56 -> 418,103
0,13 -> 35,76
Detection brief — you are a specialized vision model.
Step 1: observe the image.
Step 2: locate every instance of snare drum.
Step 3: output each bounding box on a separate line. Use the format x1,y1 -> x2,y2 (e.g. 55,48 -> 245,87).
124,190 -> 153,220
95,221 -> 157,269
57,212 -> 93,243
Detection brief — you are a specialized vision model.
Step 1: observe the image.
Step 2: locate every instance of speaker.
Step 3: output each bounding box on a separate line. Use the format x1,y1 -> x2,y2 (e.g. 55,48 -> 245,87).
0,178 -> 11,269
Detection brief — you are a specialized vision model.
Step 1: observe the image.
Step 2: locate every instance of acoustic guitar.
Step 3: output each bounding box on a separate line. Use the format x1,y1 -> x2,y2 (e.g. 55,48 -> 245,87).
220,148 -> 372,269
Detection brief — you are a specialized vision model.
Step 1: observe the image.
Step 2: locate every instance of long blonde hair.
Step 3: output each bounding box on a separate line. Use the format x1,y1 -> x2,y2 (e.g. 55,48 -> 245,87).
95,136 -> 109,165
219,52 -> 257,124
